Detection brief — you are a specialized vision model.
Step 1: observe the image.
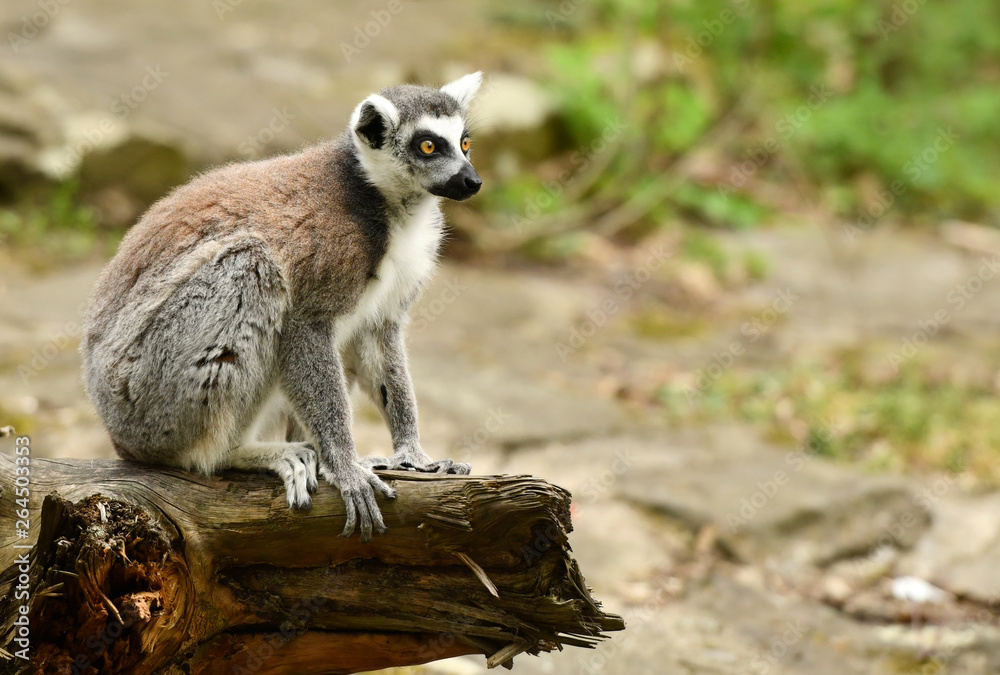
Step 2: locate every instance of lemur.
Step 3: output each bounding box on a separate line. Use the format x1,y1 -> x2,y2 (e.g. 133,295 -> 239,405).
81,73 -> 484,542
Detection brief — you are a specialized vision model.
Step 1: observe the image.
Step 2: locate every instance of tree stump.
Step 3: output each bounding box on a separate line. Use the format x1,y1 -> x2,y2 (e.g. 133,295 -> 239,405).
0,456 -> 623,674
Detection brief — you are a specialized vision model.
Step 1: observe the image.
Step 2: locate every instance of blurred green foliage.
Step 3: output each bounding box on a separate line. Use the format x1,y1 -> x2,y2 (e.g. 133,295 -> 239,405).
10,1 -> 996,261
508,0 -> 1000,481
491,0 -> 1000,243
0,182 -> 111,267
660,351 -> 1000,482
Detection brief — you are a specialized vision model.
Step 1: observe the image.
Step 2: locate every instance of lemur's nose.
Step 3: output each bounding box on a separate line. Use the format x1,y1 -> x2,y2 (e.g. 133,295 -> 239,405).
459,164 -> 481,195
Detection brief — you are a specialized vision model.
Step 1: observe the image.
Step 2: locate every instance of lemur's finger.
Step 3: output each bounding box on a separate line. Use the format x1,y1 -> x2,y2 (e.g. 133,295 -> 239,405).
292,476 -> 312,510
302,446 -> 319,493
341,493 -> 358,538
358,495 -> 374,543
287,479 -> 311,510
289,458 -> 309,503
301,448 -> 319,493
363,486 -> 387,535
428,459 -> 455,473
450,462 -> 472,475
369,474 -> 397,499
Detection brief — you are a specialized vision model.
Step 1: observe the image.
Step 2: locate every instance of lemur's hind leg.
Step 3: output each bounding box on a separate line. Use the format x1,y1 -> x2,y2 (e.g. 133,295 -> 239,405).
347,323 -> 471,475
93,235 -> 284,457
172,240 -> 320,509
98,235 -> 322,509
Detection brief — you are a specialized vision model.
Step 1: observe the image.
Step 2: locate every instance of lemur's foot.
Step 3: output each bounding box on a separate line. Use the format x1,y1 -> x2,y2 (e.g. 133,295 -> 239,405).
360,451 -> 471,475
282,444 -> 320,509
230,442 -> 318,510
321,461 -> 397,542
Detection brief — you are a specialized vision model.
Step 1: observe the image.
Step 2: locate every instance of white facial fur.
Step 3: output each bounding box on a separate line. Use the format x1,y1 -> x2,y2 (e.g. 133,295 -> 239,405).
349,94 -> 409,200
349,74 -> 483,203
414,114 -> 466,155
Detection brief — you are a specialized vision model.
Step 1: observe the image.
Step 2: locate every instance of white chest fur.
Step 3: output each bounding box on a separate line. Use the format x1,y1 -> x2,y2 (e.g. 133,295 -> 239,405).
334,197 -> 443,346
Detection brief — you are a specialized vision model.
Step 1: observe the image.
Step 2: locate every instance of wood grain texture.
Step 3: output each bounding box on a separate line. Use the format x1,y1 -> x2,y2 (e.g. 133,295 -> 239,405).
0,456 -> 623,674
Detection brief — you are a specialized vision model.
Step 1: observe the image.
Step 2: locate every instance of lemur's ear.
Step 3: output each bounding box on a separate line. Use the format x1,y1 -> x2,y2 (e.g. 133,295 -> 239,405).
350,94 -> 400,150
441,71 -> 483,112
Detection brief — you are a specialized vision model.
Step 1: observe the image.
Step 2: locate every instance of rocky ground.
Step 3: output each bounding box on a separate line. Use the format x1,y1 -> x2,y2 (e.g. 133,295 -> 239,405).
3,226 -> 1000,675
2,1 -> 1000,673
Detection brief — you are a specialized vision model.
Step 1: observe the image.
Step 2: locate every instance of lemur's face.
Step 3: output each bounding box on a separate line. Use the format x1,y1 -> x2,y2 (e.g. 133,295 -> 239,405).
405,114 -> 480,201
350,73 -> 483,202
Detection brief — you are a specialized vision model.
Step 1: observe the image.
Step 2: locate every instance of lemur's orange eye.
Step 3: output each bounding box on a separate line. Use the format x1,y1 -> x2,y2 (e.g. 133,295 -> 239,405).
461,137 -> 471,153
419,140 -> 435,154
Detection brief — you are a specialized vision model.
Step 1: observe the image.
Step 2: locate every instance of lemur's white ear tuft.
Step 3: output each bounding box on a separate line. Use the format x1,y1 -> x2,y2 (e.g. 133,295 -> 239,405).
441,71 -> 483,111
350,93 -> 400,149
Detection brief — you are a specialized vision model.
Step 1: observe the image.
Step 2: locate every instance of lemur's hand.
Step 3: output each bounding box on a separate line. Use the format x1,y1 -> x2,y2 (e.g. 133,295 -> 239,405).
321,461 -> 396,542
360,445 -> 472,475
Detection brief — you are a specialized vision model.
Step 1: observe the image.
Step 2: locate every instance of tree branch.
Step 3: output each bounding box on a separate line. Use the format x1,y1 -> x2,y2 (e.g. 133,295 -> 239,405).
0,456 -> 623,674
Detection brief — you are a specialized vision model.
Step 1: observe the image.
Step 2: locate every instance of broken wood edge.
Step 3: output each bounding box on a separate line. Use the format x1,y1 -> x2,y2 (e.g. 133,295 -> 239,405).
0,458 -> 625,674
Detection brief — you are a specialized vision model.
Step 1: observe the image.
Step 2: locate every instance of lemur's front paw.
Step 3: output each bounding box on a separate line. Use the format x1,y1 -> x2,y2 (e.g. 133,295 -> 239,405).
424,458 -> 472,475
358,454 -> 407,471
361,449 -> 471,475
321,462 -> 396,542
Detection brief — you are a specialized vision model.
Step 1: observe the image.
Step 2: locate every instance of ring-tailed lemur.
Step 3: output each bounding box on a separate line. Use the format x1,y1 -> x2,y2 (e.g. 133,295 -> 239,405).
81,73 -> 484,541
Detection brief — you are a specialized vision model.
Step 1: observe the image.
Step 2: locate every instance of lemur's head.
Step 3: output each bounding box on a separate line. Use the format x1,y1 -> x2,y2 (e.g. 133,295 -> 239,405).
349,72 -> 483,203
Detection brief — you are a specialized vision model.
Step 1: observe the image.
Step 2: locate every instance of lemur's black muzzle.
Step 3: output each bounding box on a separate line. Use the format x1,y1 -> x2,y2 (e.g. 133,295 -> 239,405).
431,164 -> 482,201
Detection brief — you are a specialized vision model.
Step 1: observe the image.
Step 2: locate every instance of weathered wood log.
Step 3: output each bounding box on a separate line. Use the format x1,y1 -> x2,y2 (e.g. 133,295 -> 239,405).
0,456 -> 623,674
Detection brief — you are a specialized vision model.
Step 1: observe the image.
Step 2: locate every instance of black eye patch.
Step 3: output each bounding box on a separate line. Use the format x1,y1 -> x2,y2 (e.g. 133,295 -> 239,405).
412,132 -> 451,157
